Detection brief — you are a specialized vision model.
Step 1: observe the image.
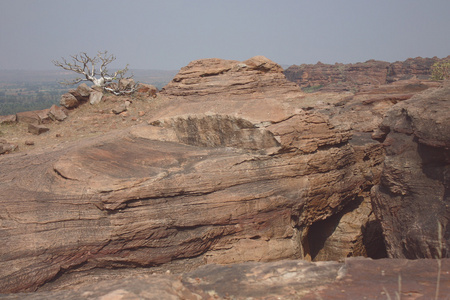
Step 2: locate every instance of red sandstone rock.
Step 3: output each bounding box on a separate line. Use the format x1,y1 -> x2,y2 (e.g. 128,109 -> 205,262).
136,83 -> 158,98
371,81 -> 450,259
27,123 -> 50,135
0,56 -> 385,293
161,56 -> 302,99
48,105 -> 67,122
75,83 -> 92,99
36,108 -> 51,124
284,56 -> 450,92
0,139 -> 17,155
16,110 -> 40,124
0,114 -> 16,124
1,258 -> 448,299
60,92 -> 79,109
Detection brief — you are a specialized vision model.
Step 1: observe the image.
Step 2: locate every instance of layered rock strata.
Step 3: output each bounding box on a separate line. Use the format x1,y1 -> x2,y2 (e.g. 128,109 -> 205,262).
371,81 -> 450,258
284,56 -> 449,92
0,56 -> 384,293
2,258 -> 448,299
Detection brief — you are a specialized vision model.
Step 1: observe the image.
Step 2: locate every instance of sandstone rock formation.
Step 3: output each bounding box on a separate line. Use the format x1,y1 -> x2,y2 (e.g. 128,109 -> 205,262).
16,110 -> 42,124
89,90 -> 103,105
27,123 -> 50,135
0,139 -> 17,155
0,114 -> 16,125
0,56 -> 386,293
48,104 -> 67,122
320,78 -> 441,134
14,106 -> 69,126
136,83 -> 158,98
284,56 -> 449,92
61,83 -> 97,108
371,80 -> 450,259
2,258 -> 448,299
60,92 -> 79,109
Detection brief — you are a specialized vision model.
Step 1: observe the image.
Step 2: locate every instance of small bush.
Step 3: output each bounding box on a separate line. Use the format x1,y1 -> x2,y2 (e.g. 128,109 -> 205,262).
302,85 -> 323,93
430,60 -> 450,80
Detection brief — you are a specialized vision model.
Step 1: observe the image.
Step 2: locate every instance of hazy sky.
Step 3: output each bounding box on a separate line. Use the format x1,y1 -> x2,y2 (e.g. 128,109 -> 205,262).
1,0 -> 449,71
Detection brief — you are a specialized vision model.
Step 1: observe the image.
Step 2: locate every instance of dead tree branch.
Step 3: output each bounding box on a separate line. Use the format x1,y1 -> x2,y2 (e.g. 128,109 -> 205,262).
52,51 -> 137,95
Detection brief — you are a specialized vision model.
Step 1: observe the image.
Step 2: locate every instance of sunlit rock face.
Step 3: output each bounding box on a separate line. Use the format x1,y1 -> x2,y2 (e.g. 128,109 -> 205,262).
0,56 -> 385,293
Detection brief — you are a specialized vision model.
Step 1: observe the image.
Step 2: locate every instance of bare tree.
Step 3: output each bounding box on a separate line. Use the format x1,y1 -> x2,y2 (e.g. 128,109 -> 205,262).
52,51 -> 138,95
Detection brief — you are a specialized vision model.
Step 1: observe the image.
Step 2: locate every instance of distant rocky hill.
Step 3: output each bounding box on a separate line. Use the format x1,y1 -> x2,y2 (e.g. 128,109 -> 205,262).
284,56 -> 450,92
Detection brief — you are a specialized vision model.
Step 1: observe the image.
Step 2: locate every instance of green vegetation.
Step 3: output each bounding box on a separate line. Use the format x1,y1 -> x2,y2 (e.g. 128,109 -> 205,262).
0,82 -> 65,115
302,85 -> 323,93
0,68 -> 177,116
430,60 -> 450,80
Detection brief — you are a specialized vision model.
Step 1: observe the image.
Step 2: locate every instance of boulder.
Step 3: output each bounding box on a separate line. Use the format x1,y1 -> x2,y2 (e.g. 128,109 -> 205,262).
136,83 -> 158,98
118,78 -> 136,91
0,114 -> 16,124
89,90 -> 103,105
371,81 -> 450,259
36,108 -> 51,124
60,93 -> 79,109
48,105 -> 67,122
16,111 -> 40,124
27,123 -> 50,135
0,139 -> 18,155
112,104 -> 127,114
76,83 -> 92,99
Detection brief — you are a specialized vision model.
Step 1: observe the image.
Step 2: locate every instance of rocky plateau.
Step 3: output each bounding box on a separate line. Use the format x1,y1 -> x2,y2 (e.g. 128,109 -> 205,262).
0,55 -> 449,298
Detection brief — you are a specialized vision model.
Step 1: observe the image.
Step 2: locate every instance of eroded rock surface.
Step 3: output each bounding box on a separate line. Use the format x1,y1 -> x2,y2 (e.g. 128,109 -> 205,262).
0,56 -> 385,293
284,56 -> 448,92
2,258 -> 448,299
372,81 -> 450,259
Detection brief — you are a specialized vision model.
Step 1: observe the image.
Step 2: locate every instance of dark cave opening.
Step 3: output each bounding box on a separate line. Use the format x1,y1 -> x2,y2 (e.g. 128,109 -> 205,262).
305,198 -> 388,261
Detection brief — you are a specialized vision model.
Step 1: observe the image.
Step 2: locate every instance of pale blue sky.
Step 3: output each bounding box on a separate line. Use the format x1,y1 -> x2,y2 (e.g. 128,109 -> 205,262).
1,0 -> 449,70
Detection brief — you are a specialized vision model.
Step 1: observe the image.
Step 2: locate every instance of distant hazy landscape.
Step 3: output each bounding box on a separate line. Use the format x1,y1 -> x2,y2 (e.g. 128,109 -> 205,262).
0,69 -> 178,115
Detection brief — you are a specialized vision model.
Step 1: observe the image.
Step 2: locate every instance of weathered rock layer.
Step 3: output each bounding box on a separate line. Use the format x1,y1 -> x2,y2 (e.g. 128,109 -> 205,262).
371,80 -> 450,259
284,56 -> 449,92
0,56 -> 385,293
2,258 -> 449,299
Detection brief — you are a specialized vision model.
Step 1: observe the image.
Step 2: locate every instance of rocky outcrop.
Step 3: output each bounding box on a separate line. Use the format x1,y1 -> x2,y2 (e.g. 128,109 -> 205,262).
60,92 -> 80,109
61,83 -> 96,108
387,56 -> 445,82
0,139 -> 17,154
0,114 -> 16,125
2,258 -> 448,299
160,55 -> 301,99
15,106 -> 68,125
284,60 -> 390,91
16,110 -> 41,124
371,81 -> 450,259
48,104 -> 67,121
0,56 -> 386,293
27,123 -> 50,135
284,56 -> 449,92
136,83 -> 158,98
318,78 -> 441,134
